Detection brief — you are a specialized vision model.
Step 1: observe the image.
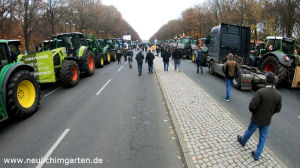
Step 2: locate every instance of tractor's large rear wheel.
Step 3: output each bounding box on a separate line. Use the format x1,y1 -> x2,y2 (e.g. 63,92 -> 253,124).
81,49 -> 95,76
59,60 -> 80,87
6,70 -> 40,119
260,56 -> 287,83
95,54 -> 104,68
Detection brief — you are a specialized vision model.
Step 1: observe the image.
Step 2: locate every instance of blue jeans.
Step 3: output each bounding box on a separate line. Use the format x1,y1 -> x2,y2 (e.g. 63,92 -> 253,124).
225,78 -> 233,99
138,63 -> 142,74
197,61 -> 203,73
164,62 -> 169,71
174,59 -> 180,71
148,63 -> 153,73
241,120 -> 270,160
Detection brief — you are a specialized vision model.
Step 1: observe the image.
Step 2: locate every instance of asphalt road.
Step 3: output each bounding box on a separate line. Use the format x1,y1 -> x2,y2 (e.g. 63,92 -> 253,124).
0,55 -> 183,168
179,59 -> 300,168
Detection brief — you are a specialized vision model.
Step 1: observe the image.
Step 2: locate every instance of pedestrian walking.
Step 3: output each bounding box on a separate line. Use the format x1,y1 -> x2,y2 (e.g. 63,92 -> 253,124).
237,72 -> 281,161
172,47 -> 182,72
222,53 -> 239,101
145,50 -> 155,74
196,48 -> 205,74
126,48 -> 134,68
135,50 -> 144,76
162,48 -> 171,71
117,48 -> 122,64
124,49 -> 128,62
156,45 -> 160,56
151,44 -> 156,55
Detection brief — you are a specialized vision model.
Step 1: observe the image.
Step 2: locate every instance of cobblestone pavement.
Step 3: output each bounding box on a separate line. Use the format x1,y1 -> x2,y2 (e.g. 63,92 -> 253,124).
154,58 -> 283,168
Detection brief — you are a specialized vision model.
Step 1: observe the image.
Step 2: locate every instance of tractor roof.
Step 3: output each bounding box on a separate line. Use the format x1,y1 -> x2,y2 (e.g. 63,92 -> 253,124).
267,36 -> 295,42
0,39 -> 8,44
7,39 -> 20,45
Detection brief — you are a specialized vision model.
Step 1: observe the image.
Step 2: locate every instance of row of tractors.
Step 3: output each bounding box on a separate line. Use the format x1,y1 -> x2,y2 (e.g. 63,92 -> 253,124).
0,32 -> 126,123
163,23 -> 300,90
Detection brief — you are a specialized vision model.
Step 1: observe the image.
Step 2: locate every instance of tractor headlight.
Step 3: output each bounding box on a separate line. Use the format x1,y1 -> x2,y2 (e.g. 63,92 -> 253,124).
62,48 -> 67,54
283,56 -> 290,62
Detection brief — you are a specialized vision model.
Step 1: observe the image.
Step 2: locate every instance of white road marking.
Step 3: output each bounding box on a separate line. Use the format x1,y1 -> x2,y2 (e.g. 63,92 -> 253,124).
117,65 -> 124,72
298,116 -> 300,119
44,87 -> 60,97
36,129 -> 70,168
96,79 -> 112,95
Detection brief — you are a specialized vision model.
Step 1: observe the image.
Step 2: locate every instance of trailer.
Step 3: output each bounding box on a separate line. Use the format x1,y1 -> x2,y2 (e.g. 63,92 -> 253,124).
206,23 -> 266,91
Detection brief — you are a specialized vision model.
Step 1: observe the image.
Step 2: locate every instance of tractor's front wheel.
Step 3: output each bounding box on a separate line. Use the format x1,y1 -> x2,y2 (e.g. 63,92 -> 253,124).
81,49 -> 95,76
260,56 -> 287,84
59,60 -> 80,87
95,54 -> 104,68
6,70 -> 40,119
105,52 -> 111,64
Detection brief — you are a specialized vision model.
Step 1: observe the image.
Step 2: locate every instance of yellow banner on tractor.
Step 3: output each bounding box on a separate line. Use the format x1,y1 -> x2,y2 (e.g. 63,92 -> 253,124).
23,51 -> 56,83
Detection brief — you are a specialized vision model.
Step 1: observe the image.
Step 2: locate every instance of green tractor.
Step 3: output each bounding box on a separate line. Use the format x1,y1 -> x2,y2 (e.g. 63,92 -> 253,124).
252,36 -> 300,85
106,38 -> 118,62
53,32 -> 95,76
97,39 -> 112,64
0,40 -> 40,122
8,39 -> 81,87
84,34 -> 105,68
177,36 -> 195,60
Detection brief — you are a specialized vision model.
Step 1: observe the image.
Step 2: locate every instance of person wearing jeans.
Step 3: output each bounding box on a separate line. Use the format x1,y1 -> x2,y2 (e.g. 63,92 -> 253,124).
237,72 -> 282,161
162,48 -> 171,71
222,53 -> 239,101
145,50 -> 155,73
172,47 -> 182,72
135,50 -> 144,76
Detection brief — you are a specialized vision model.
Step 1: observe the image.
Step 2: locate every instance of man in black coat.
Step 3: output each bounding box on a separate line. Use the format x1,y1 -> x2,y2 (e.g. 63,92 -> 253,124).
162,49 -> 171,71
135,50 -> 144,76
196,48 -> 205,74
237,72 -> 282,161
145,50 -> 155,73
172,47 -> 182,72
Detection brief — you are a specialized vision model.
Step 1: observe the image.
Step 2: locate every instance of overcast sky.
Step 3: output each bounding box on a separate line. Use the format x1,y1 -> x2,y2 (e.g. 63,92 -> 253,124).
102,0 -> 203,40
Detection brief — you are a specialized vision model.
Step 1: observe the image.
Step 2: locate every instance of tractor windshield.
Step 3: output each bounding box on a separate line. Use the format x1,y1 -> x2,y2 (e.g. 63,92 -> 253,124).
183,38 -> 192,44
282,40 -> 295,55
0,44 -> 9,65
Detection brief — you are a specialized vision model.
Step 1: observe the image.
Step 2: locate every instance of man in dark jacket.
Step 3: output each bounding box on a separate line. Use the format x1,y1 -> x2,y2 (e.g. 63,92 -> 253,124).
162,49 -> 171,71
196,48 -> 205,74
126,48 -> 134,68
135,50 -> 144,76
237,72 -> 281,161
145,50 -> 155,73
172,47 -> 182,72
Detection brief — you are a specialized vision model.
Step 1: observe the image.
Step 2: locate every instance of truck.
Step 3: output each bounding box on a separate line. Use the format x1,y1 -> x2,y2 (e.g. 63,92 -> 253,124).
206,23 -> 266,91
0,40 -> 40,122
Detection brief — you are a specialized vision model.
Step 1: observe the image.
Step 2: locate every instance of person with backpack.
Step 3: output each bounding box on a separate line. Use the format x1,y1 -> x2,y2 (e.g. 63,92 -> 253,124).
135,49 -> 144,76
172,47 -> 182,72
145,50 -> 155,73
237,72 -> 281,161
117,48 -> 122,64
126,47 -> 134,68
196,48 -> 205,74
222,53 -> 239,101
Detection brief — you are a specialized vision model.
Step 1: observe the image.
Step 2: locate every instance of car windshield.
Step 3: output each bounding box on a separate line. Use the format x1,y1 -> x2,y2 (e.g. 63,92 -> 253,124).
282,40 -> 295,55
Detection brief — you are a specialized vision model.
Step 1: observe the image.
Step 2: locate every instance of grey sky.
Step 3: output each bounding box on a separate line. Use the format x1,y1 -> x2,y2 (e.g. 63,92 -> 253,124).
102,0 -> 203,40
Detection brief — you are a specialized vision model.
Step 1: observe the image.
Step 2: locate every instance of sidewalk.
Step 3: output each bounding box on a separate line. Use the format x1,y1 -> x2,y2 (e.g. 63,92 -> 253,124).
154,58 -> 283,168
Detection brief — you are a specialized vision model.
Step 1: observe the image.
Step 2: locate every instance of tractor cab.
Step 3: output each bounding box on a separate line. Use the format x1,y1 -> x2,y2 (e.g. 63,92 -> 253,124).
0,40 -> 14,66
7,40 -> 21,61
264,36 -> 296,56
